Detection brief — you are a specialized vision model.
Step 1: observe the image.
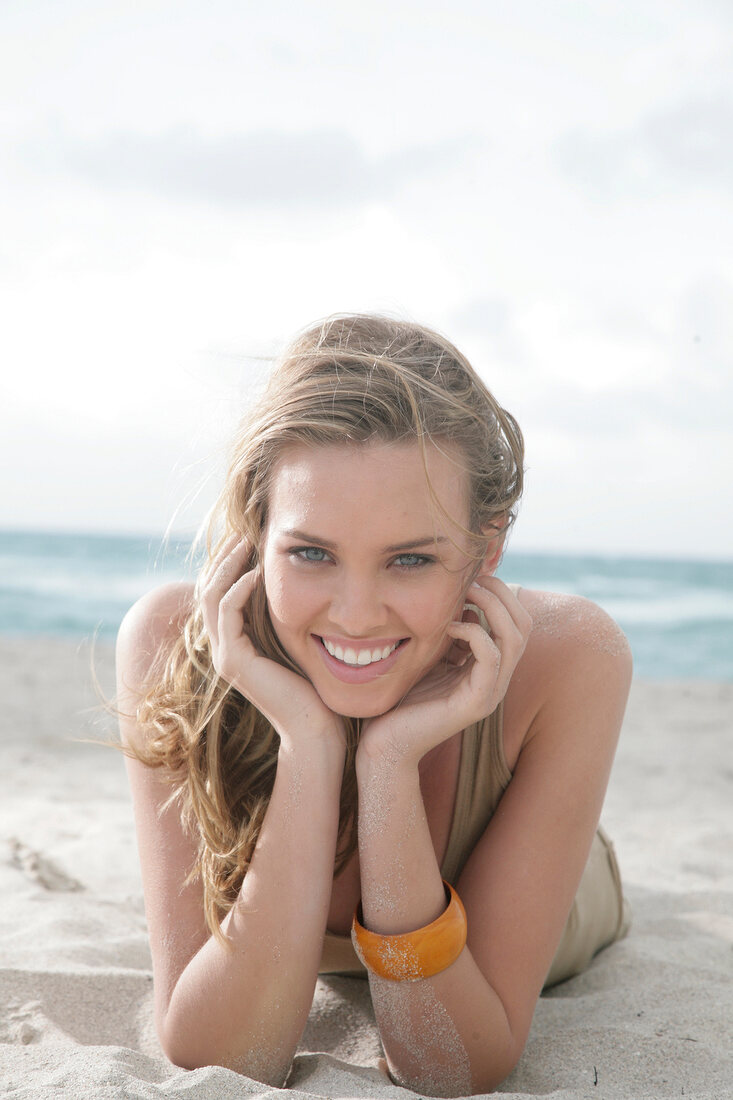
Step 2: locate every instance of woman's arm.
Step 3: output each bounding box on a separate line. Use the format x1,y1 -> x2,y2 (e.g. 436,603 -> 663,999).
117,573 -> 345,1084
356,586 -> 632,1096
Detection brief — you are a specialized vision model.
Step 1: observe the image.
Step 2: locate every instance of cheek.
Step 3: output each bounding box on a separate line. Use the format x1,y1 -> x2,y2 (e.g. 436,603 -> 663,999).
433,576 -> 469,620
422,584 -> 469,649
407,581 -> 464,644
263,561 -> 313,633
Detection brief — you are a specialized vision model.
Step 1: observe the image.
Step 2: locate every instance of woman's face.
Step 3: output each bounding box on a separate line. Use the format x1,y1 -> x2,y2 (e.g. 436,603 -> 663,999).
261,440 -> 478,718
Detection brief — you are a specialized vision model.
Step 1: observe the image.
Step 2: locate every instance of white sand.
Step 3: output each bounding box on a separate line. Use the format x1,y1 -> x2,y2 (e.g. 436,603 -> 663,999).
1,638 -> 731,1099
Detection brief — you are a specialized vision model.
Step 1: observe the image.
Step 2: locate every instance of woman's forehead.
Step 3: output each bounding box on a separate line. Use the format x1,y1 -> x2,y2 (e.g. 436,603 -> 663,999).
266,440 -> 471,537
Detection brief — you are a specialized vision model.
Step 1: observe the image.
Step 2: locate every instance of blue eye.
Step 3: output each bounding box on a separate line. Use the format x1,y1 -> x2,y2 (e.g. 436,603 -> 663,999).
293,546 -> 330,563
393,553 -> 432,569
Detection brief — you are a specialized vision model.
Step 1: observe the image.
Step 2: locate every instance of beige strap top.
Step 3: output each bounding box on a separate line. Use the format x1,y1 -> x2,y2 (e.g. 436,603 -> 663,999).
319,697 -> 513,976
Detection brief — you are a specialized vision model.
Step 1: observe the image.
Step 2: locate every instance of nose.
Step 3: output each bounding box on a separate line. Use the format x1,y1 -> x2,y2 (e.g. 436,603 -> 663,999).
328,573 -> 389,636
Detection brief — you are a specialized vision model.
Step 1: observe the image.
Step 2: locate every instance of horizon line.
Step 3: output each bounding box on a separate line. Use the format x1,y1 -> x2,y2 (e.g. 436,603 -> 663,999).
0,525 -> 731,568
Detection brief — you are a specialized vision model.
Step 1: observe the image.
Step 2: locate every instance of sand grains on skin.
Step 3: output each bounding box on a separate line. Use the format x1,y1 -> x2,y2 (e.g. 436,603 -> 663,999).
369,974 -> 472,1097
356,741 -> 423,921
531,591 -> 631,659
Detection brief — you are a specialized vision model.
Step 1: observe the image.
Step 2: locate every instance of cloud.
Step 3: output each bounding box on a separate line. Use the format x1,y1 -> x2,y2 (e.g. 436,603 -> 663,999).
522,376 -> 729,440
555,92 -> 733,195
22,124 -> 478,211
643,96 -> 733,185
458,278 -> 733,445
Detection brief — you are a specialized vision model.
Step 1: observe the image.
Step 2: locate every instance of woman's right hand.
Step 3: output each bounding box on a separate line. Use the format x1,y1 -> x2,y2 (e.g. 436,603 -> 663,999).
200,536 -> 344,747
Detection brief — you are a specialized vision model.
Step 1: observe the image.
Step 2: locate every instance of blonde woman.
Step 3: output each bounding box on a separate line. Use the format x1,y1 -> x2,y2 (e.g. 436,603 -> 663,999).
117,315 -> 631,1096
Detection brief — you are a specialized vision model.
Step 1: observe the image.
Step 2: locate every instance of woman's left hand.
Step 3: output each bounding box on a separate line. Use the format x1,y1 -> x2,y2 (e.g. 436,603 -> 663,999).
357,576 -> 532,765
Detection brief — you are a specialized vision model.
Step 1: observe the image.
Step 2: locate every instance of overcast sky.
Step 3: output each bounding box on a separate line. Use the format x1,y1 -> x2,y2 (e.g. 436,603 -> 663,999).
2,0 -> 731,560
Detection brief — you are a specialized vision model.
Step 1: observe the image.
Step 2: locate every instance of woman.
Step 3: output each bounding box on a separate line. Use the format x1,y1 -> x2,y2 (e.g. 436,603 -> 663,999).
117,314 -> 632,1096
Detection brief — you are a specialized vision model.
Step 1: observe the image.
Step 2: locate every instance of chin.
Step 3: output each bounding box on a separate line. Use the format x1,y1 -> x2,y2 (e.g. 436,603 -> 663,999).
318,684 -> 401,722
344,702 -> 394,721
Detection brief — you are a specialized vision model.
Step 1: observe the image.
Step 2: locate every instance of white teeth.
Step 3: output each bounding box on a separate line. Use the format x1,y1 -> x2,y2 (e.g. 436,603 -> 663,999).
322,639 -> 400,666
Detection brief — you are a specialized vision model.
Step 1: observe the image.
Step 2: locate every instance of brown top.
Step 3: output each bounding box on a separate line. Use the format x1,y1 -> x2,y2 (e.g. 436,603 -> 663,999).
319,699 -> 513,976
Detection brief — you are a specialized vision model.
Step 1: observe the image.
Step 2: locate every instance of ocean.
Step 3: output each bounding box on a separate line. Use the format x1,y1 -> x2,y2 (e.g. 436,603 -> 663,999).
0,529 -> 731,681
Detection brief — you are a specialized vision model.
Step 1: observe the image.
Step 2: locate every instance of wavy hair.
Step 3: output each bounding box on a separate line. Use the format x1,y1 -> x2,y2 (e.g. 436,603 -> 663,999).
131,314 -> 524,942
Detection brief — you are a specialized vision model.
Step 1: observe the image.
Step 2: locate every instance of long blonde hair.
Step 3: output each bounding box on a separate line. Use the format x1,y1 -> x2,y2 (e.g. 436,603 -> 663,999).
133,314 -> 524,941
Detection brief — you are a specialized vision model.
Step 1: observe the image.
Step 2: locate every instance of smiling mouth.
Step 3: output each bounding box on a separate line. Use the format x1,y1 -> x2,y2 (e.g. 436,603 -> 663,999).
317,637 -> 407,667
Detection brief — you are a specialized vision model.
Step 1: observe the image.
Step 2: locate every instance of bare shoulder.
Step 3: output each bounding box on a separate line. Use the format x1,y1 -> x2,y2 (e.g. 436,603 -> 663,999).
117,580 -> 195,672
116,581 -> 196,744
505,588 -> 633,756
519,587 -> 632,670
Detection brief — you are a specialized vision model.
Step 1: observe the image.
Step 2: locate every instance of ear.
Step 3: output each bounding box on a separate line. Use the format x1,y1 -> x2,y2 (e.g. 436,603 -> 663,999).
479,521 -> 506,578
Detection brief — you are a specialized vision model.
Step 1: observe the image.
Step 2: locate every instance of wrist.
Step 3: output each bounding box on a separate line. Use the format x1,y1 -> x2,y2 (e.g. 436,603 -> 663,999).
355,739 -> 420,791
356,736 -> 412,771
277,724 -> 346,767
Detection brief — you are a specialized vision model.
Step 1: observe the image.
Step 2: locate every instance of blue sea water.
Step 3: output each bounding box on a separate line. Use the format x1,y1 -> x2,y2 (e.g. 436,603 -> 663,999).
0,529 -> 731,681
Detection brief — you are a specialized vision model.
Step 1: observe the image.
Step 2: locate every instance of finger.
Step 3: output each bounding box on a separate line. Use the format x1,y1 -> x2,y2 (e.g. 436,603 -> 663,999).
459,581 -> 530,690
444,633 -> 478,669
445,619 -> 500,666
215,572 -> 258,646
468,578 -> 533,645
216,570 -> 260,683
210,540 -> 252,598
200,533 -> 240,585
476,574 -> 532,624
444,621 -> 502,702
444,633 -> 472,667
200,537 -> 252,647
443,601 -> 480,667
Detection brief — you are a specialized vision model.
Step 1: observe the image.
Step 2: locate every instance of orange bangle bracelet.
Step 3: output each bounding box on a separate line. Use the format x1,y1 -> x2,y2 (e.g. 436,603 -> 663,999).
351,880 -> 467,982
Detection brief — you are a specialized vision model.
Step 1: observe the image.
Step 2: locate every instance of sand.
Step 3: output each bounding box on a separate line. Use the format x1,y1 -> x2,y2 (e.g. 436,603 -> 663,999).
0,637 -> 731,1099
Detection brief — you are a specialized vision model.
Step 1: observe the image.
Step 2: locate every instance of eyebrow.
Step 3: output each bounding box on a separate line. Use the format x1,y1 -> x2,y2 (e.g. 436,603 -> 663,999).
281,528 -> 448,553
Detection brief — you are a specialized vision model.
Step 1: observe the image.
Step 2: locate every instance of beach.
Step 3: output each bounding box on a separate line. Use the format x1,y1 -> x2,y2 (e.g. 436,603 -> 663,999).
1,637 -> 731,1099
